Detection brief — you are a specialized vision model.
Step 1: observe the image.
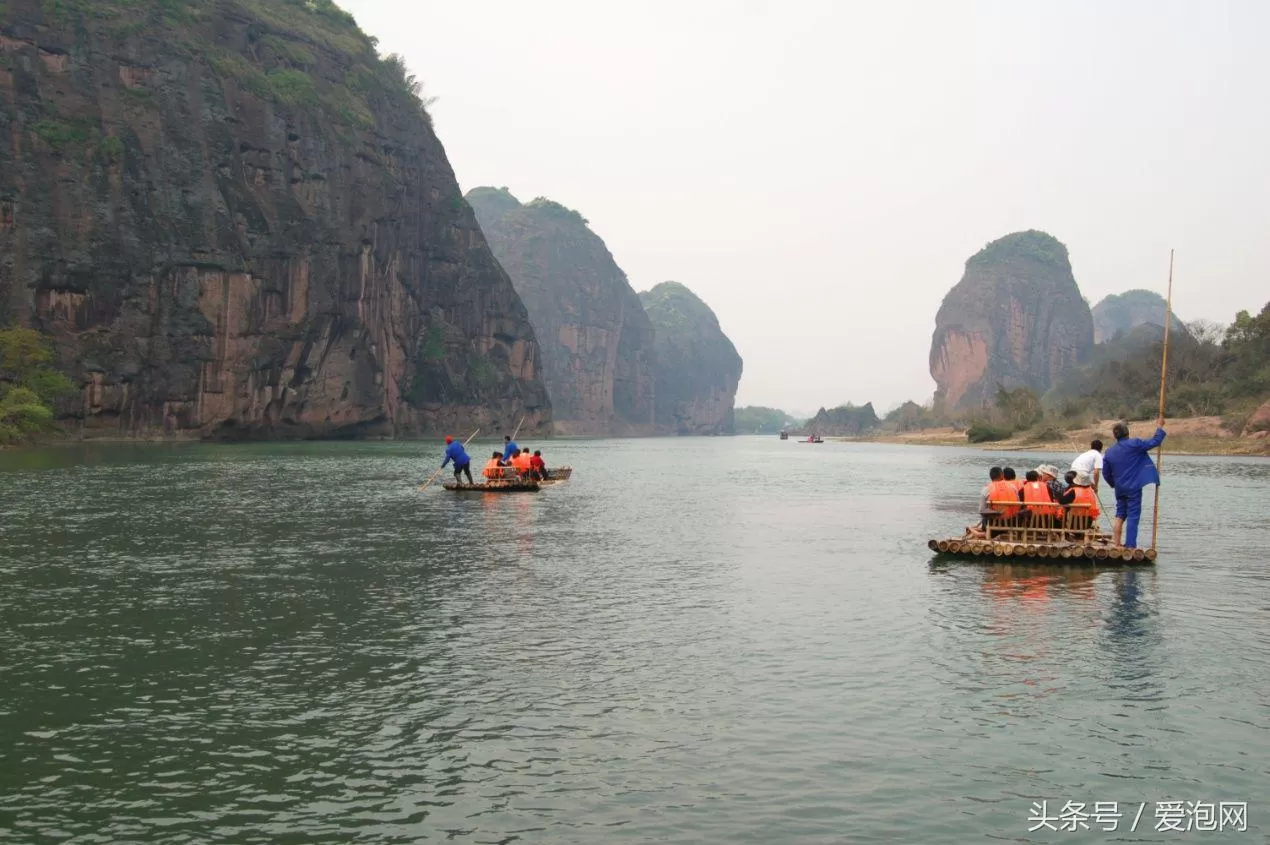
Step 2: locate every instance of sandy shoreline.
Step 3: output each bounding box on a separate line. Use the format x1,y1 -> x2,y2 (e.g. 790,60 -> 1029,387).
835,416 -> 1270,457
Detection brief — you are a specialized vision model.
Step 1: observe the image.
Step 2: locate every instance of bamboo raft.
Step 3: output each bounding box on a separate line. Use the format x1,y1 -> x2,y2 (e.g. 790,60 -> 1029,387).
537,466 -> 573,485
442,479 -> 540,493
929,501 -> 1157,565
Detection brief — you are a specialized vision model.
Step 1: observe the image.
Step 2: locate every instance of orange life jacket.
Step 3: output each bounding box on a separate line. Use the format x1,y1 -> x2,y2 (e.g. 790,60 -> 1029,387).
1070,486 -> 1100,519
483,458 -> 506,479
988,479 -> 1021,518
1022,481 -> 1060,518
511,453 -> 532,473
1010,479 -> 1025,494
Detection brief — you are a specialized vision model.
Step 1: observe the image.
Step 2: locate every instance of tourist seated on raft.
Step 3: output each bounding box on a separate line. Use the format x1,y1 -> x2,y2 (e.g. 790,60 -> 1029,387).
510,448 -> 534,478
483,452 -> 509,480
1003,466 -> 1022,494
1021,469 -> 1063,529
530,449 -> 548,480
971,466 -> 1023,537
1067,471 -> 1100,530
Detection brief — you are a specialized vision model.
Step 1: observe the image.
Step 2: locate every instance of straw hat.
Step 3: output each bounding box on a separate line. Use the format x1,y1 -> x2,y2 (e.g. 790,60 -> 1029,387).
1035,464 -> 1061,478
1073,471 -> 1093,487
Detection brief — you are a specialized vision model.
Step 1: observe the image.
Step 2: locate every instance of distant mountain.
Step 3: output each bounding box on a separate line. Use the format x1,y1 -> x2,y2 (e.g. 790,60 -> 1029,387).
466,187 -> 656,435
639,282 -> 743,435
733,406 -> 800,434
1091,289 -> 1188,344
800,403 -> 879,436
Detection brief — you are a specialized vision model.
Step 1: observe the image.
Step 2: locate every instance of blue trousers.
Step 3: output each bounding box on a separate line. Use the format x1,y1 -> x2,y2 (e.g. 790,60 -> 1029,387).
1115,488 -> 1144,547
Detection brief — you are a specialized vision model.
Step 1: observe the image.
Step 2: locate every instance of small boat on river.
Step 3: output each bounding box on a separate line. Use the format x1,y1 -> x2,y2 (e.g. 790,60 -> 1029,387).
929,504 -> 1156,564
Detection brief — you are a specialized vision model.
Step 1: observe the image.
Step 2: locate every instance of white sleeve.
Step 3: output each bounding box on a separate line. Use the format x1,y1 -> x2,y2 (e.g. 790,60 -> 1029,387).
1094,453 -> 1104,470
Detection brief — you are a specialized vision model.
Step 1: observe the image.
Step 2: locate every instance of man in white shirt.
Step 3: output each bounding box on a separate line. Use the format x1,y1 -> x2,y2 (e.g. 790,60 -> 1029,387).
1070,439 -> 1104,490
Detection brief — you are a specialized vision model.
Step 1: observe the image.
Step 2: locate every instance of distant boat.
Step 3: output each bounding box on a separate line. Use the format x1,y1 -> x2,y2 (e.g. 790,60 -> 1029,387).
779,431 -> 789,440
800,434 -> 824,443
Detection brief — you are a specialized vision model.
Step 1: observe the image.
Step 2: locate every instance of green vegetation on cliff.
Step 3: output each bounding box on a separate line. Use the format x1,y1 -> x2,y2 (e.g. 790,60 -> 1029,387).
0,328 -> 75,444
966,229 -> 1071,271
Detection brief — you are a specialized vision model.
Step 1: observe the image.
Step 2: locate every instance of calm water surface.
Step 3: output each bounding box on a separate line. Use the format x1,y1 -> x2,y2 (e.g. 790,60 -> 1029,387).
1,437 -> 1267,843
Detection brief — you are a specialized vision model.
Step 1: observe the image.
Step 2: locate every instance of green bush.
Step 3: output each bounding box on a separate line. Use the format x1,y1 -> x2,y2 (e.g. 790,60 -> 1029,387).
268,69 -> 317,105
966,422 -> 1013,443
31,118 -> 94,152
0,327 -> 74,444
100,134 -> 124,163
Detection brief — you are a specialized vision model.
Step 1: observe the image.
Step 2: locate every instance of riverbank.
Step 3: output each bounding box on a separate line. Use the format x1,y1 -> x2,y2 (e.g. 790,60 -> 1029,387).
839,416 -> 1270,456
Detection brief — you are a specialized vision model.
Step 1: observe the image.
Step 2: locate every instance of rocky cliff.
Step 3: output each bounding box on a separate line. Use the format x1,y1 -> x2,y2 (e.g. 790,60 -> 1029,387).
0,0 -> 550,439
930,230 -> 1093,411
800,403 -> 879,437
638,282 -> 741,435
465,187 -> 655,435
1092,289 -> 1187,344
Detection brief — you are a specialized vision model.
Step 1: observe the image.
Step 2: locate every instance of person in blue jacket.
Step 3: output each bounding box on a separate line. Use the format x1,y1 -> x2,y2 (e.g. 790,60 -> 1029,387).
501,434 -> 519,462
1102,418 -> 1166,548
441,435 -> 474,485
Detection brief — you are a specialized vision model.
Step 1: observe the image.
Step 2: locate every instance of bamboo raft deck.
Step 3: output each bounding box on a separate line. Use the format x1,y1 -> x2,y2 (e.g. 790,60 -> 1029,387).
442,479 -> 540,493
930,500 -> 1157,565
537,466 -> 572,485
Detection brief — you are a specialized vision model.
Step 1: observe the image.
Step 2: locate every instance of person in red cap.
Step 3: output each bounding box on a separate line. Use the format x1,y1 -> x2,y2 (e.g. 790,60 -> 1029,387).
441,435 -> 473,485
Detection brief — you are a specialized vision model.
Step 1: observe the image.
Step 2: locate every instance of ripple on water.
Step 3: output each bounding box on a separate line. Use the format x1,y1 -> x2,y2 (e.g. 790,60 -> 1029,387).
0,439 -> 1267,842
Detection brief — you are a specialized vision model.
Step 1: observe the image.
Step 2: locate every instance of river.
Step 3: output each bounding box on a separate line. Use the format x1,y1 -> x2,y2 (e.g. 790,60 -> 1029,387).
1,436 -> 1266,842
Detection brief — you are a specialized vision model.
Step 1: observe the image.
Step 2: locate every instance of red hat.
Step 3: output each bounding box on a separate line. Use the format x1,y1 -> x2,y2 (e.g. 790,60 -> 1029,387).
444,435 -> 453,443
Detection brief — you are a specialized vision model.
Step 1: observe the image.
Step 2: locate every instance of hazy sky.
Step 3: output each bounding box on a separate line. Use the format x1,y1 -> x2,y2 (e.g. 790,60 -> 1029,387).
340,0 -> 1269,414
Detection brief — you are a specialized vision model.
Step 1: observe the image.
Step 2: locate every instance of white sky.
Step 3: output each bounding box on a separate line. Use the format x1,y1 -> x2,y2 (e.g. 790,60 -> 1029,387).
338,0 -> 1270,415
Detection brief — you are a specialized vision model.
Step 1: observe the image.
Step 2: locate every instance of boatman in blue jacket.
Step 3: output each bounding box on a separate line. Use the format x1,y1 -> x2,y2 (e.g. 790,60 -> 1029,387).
1102,418 -> 1166,548
501,433 -> 519,462
441,435 -> 474,485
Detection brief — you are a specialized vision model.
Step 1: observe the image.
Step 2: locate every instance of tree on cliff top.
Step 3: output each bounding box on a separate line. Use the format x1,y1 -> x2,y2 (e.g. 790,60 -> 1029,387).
967,230 -> 1070,271
0,328 -> 75,444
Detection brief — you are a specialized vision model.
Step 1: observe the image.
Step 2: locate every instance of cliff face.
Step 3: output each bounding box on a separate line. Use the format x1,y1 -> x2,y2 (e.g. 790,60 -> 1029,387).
0,0 -> 550,439
930,230 -> 1093,411
639,282 -> 742,435
465,187 -> 655,435
1092,289 -> 1186,344
800,403 -> 879,436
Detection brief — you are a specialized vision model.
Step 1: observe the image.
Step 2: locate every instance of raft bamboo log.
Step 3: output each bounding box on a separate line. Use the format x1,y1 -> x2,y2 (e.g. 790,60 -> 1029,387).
928,540 -> 939,552
1145,548 -> 1158,562
418,427 -> 480,492
1095,547 -> 1109,560
994,544 -> 1006,557
1132,548 -> 1147,562
1151,250 -> 1174,553
937,540 -> 951,553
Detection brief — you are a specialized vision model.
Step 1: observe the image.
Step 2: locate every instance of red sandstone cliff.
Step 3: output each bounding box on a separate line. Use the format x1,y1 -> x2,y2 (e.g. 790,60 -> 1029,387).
930,231 -> 1093,411
466,188 -> 656,435
0,0 -> 550,439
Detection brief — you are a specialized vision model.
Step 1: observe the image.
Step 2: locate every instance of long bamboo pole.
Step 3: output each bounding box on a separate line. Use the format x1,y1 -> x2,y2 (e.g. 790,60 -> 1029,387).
418,427 -> 480,491
510,415 -> 526,443
1150,250 -> 1174,550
